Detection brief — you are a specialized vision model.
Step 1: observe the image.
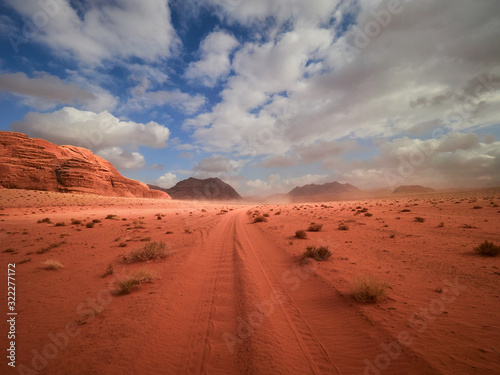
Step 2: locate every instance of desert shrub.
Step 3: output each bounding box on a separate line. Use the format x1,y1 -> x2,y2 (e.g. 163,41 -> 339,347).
118,242 -> 127,247
295,230 -> 307,239
37,218 -> 51,224
37,241 -> 66,254
253,216 -> 267,223
119,268 -> 156,295
86,222 -> 94,228
3,248 -> 15,253
92,219 -> 101,223
437,222 -> 444,228
338,223 -> 349,230
165,231 -> 173,234
18,258 -> 32,264
105,214 -> 118,220
42,260 -> 63,270
307,223 -> 323,232
55,222 -> 66,226
122,241 -> 168,263
473,241 -> 500,257
141,236 -> 151,241
414,217 -> 425,223
352,275 -> 389,303
364,213 -> 373,217
71,219 -> 82,225
275,211 -> 281,215
401,209 -> 411,213
472,206 -> 483,209
302,246 -> 332,261
101,263 -> 114,278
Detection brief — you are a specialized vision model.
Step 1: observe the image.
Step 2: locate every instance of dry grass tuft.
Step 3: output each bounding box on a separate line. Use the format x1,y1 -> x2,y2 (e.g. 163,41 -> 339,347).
307,222 -> 323,232
122,241 -> 168,263
119,268 -> 157,295
352,275 -> 389,303
302,246 -> 332,261
101,263 -> 114,278
253,215 -> 268,223
42,260 -> 64,270
295,230 -> 307,239
474,240 -> 500,257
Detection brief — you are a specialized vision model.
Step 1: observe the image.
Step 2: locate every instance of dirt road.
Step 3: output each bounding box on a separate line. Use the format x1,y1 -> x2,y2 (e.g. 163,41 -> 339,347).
127,208 -> 438,375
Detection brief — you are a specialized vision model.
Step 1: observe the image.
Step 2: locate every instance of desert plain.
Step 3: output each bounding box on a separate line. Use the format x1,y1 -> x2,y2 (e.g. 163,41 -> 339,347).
1,188 -> 500,375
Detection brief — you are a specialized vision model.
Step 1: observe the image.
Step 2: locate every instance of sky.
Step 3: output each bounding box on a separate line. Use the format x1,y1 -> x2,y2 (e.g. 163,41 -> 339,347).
0,0 -> 499,196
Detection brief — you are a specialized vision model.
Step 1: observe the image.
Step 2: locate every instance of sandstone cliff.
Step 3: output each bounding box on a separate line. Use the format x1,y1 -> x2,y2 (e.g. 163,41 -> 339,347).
0,132 -> 170,199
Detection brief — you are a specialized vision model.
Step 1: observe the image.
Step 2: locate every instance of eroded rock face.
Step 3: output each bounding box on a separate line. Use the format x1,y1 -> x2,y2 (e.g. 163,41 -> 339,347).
149,177 -> 242,200
0,132 -> 170,199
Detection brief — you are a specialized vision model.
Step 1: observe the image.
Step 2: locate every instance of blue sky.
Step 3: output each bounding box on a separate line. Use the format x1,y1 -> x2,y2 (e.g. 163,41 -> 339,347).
0,0 -> 499,196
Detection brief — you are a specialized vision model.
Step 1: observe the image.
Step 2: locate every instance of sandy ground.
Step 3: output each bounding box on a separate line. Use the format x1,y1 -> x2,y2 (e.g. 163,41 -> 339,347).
1,188 -> 500,374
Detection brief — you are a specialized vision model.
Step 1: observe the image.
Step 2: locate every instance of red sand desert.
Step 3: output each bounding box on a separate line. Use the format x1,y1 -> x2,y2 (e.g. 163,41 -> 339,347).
1,188 -> 500,374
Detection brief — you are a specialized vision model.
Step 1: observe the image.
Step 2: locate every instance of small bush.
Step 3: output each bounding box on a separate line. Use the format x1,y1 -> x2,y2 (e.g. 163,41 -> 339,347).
106,214 -> 118,220
275,211 -> 281,215
401,209 -> 411,213
37,218 -> 51,224
3,248 -> 15,253
473,206 -> 483,209
295,230 -> 307,239
92,219 -> 101,223
118,242 -> 127,247
302,246 -> 332,261
37,241 -> 66,254
253,216 -> 267,223
184,228 -> 192,234
101,263 -> 114,278
71,219 -> 82,225
263,213 -> 270,217
414,217 -> 425,223
307,223 -> 323,232
18,258 -> 32,264
122,241 -> 168,263
86,222 -> 94,228
338,223 -> 349,230
352,275 -> 389,303
437,222 -> 444,228
54,222 -> 66,227
42,260 -> 63,270
364,213 -> 373,217
119,268 -> 156,295
473,241 -> 500,257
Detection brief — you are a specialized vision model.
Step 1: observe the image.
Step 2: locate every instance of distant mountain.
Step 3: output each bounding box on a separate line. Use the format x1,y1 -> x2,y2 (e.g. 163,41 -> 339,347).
149,177 -> 242,200
287,181 -> 362,201
393,185 -> 435,194
0,131 -> 170,199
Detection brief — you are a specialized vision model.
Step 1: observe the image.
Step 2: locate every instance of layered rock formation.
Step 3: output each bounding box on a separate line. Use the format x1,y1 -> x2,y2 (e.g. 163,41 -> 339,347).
0,132 -> 170,199
149,177 -> 242,200
288,181 -> 362,200
393,185 -> 435,194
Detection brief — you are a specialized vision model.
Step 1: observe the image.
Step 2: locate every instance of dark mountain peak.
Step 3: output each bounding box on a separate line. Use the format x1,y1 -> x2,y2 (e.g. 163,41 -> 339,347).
150,177 -> 242,200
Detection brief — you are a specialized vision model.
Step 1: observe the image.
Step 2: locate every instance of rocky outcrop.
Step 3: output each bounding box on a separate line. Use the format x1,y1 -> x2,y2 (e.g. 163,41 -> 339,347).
0,131 -> 170,199
288,181 -> 362,199
392,185 -> 435,194
149,177 -> 242,200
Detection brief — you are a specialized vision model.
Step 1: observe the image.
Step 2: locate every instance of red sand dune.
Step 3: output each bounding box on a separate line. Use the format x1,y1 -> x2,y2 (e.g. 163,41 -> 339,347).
1,188 -> 500,374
